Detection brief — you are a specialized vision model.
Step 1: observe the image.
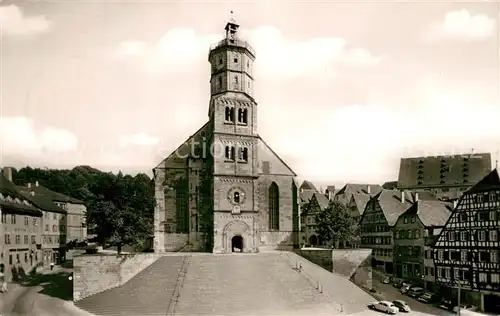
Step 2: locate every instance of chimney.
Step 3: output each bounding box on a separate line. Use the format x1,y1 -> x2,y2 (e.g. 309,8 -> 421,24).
453,200 -> 458,208
401,190 -> 405,203
2,167 -> 13,182
35,181 -> 39,187
367,186 -> 371,194
415,192 -> 419,202
30,191 -> 35,197
28,183 -> 31,188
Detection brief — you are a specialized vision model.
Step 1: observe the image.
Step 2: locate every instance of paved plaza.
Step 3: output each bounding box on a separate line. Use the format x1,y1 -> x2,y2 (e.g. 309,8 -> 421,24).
73,251 -> 443,316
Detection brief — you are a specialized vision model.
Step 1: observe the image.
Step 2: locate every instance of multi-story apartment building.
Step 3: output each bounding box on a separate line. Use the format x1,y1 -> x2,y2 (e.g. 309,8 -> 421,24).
360,190 -> 412,273
397,153 -> 491,201
433,169 -> 500,314
19,182 -> 87,243
0,171 -> 43,282
393,198 -> 451,291
300,192 -> 329,247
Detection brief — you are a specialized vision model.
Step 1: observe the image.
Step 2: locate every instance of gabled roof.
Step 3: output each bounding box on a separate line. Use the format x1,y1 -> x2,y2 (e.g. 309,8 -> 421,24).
466,168 -> 500,194
0,174 -> 43,216
351,193 -> 372,216
406,190 -> 439,202
382,181 -> 398,189
18,186 -> 67,214
299,189 -> 315,204
397,153 -> 492,189
19,184 -> 83,204
400,200 -> 452,228
371,189 -> 413,226
337,183 -> 383,196
300,180 -> 318,192
257,136 -> 297,177
301,192 -> 330,216
315,192 -> 330,210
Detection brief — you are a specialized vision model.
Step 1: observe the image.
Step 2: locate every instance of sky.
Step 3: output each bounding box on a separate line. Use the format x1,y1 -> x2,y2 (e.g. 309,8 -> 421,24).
1,0 -> 499,188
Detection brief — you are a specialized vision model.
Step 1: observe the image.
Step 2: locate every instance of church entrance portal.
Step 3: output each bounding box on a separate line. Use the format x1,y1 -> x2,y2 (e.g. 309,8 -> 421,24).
231,236 -> 243,252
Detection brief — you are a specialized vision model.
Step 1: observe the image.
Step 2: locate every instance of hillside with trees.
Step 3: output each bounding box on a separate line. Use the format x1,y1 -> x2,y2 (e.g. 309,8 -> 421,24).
12,166 -> 155,252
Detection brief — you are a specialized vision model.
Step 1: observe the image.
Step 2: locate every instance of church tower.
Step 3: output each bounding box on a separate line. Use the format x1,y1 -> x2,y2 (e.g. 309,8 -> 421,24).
208,17 -> 260,253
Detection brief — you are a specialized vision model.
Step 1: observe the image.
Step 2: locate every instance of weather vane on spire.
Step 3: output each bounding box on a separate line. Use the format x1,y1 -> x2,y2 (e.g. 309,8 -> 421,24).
230,10 -> 236,23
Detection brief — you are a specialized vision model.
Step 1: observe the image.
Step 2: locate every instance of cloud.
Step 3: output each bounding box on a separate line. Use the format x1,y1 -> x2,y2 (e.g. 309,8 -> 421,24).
120,133 -> 160,147
0,4 -> 52,36
428,9 -> 495,41
0,117 -> 78,159
263,93 -> 500,183
116,26 -> 381,78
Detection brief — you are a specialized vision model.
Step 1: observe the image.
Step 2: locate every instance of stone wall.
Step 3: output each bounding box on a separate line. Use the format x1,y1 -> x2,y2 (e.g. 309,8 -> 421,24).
332,248 -> 373,291
73,253 -> 161,301
295,248 -> 333,271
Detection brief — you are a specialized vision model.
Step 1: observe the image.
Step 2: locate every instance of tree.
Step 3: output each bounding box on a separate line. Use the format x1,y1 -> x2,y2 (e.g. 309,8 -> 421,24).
315,200 -> 357,249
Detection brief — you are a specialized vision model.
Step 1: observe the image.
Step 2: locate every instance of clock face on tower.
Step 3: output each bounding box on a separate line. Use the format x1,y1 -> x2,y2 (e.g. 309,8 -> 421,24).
227,186 -> 246,205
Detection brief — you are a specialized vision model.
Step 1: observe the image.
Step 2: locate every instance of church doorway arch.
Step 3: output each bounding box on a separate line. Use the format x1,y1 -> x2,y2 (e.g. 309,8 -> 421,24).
231,235 -> 243,252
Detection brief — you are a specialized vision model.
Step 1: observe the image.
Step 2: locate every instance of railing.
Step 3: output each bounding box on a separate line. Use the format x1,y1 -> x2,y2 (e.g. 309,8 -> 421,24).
208,38 -> 256,57
166,254 -> 191,315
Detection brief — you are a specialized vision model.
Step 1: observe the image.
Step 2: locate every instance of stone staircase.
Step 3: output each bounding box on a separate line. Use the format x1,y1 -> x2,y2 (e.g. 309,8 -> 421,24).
74,256 -> 186,316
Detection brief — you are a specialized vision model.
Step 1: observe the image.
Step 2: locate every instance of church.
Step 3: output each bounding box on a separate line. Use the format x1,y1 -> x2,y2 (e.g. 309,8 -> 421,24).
153,19 -> 300,253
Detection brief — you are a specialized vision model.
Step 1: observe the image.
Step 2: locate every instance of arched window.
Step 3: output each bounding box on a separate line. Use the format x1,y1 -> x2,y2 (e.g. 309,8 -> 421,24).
269,182 -> 280,230
238,108 -> 248,124
234,192 -> 240,204
175,184 -> 189,233
225,146 -> 235,161
225,107 -> 234,122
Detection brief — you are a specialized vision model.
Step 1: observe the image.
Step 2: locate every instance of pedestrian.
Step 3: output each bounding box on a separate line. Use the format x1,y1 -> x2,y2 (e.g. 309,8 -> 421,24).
50,262 -> 54,271
0,271 -> 7,293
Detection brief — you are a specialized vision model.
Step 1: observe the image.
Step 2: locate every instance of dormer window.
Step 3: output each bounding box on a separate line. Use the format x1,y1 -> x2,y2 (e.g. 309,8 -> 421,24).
238,108 -> 248,124
224,107 -> 234,122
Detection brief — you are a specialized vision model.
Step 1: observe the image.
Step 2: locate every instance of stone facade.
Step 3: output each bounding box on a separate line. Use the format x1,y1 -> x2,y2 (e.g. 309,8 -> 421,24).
153,20 -> 299,254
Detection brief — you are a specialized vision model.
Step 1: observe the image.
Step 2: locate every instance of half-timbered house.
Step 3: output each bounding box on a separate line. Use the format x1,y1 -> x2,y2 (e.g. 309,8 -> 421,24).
433,169 -> 500,314
300,192 -> 329,247
360,190 -> 412,273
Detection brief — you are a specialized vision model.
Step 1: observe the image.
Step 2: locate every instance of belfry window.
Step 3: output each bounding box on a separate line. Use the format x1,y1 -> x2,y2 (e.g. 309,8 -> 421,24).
225,146 -> 235,161
238,147 -> 248,162
225,107 -> 234,122
238,108 -> 248,124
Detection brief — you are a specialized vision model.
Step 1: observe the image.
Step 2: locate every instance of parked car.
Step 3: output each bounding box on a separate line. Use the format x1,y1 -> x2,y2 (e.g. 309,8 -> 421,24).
392,300 -> 411,312
392,279 -> 403,288
418,292 -> 440,303
400,283 -> 414,294
368,301 -> 399,314
453,304 -> 477,313
438,299 -> 455,310
407,287 -> 425,298
381,276 -> 391,284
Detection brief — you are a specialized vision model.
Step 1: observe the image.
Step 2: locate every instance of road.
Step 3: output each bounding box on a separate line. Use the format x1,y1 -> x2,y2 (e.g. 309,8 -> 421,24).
371,272 -> 454,316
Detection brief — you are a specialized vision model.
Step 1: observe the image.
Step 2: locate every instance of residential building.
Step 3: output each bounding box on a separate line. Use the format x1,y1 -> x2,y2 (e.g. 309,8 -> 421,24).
300,192 -> 329,247
153,19 -> 299,253
433,169 -> 500,314
393,198 -> 452,291
397,153 -> 492,201
360,190 -> 412,273
16,181 -> 68,265
334,184 -> 383,206
347,193 -> 373,248
0,170 -> 42,282
19,182 -> 87,243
